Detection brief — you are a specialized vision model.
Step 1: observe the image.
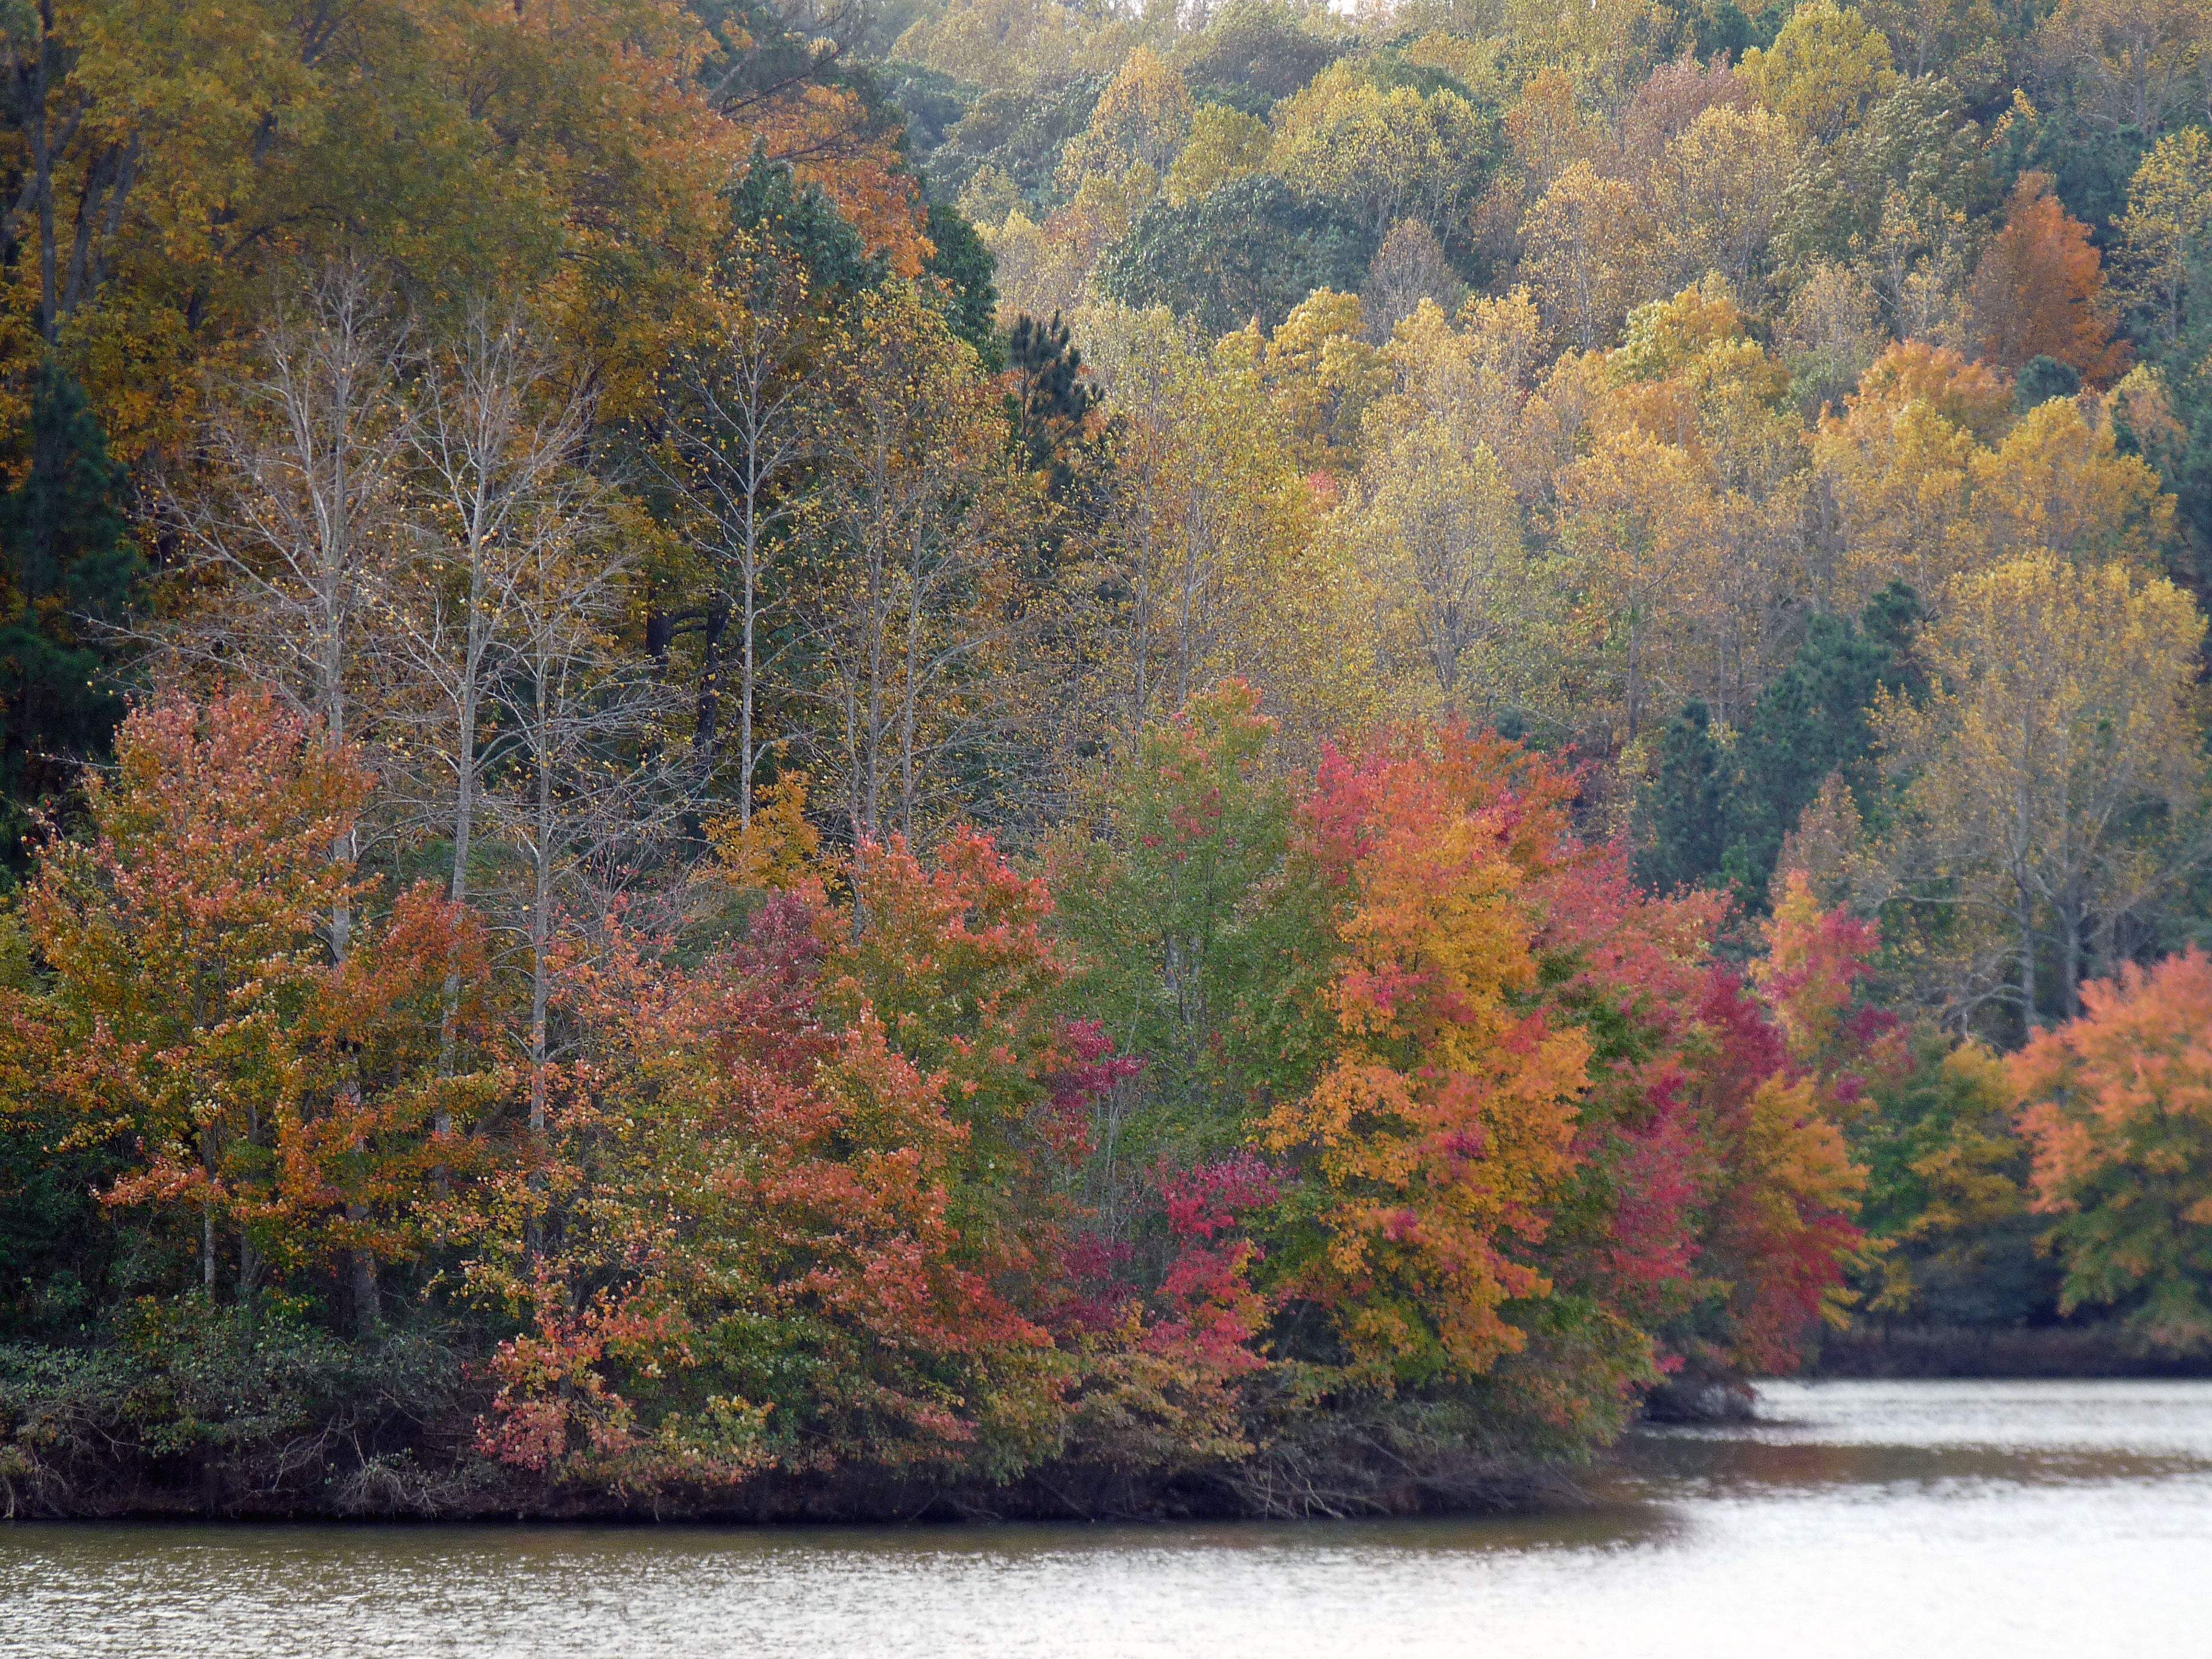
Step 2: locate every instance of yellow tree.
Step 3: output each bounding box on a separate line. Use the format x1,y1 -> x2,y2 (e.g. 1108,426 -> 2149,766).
1069,304 -> 1368,764
1810,342 -> 2009,609
1968,395 -> 2176,569
1815,395 -> 1985,610
1056,45 -> 1192,190
1503,66 -> 1615,198
1777,261 -> 1886,416
1502,0 -> 1677,112
1741,0 -> 1899,144
1876,555 -> 2210,1027
1377,289 -> 1550,495
2116,128 -> 2212,349
1269,65 -> 1491,241
1558,426 -> 1714,743
3,0 -> 747,457
1163,104 -> 1270,207
984,164 -> 1152,322
804,281 -> 1031,844
1650,105 -> 1800,297
1245,290 -> 1389,472
1580,285 -> 1809,725
2035,0 -> 2212,138
1519,163 -> 1655,350
1335,419 -> 1555,725
896,0 -> 1133,90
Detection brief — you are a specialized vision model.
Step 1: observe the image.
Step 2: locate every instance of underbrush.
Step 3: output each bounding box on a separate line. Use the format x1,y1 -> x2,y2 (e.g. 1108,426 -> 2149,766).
0,1301 -> 505,1518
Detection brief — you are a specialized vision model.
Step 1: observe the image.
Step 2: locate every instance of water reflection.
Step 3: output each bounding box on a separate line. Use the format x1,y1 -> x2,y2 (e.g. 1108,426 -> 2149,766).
4,1380 -> 2207,1659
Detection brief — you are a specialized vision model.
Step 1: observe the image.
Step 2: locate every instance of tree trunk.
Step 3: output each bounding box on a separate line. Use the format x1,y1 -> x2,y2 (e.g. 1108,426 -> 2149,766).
2059,893 -> 2084,1022
740,495 -> 759,830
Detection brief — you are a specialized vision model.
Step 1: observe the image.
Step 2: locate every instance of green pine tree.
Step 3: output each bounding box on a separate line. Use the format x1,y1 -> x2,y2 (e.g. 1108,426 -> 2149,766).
0,359 -> 143,869
1639,699 -> 1726,893
1642,584 -> 1922,906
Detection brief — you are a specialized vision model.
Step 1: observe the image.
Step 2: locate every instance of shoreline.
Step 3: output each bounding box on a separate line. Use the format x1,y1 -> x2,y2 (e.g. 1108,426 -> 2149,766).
1802,1324 -> 2212,1381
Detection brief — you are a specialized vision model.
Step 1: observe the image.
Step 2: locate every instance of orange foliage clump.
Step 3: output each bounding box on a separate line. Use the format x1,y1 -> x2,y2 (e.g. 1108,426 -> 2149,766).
1847,340 -> 2017,441
2011,948 -> 2212,1351
1965,172 -> 2130,383
1266,728 -> 1596,1383
11,689 -> 483,1292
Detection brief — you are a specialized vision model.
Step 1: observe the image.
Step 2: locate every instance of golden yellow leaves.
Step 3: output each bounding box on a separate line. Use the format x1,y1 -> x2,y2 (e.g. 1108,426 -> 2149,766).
1057,46 -> 1192,191
1873,552 -> 2208,1017
1267,64 -> 1490,240
1164,104 -> 1271,209
709,772 -> 821,893
1742,0 -> 1899,143
1813,342 -> 2177,612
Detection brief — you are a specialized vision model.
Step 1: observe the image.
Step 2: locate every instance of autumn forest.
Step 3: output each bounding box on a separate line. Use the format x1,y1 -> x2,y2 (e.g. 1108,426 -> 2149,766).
0,0 -> 2209,1521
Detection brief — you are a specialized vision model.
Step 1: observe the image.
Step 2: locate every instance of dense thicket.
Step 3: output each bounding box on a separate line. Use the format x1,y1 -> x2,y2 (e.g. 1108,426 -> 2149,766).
2,0 -> 2210,1518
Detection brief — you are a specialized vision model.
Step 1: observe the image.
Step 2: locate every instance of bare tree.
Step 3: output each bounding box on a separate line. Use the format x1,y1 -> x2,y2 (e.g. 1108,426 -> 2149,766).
803,282 -> 1028,846
167,262 -> 408,965
663,246 -> 819,825
387,303 -> 593,1113
479,494 -> 678,1139
165,262 -> 411,1327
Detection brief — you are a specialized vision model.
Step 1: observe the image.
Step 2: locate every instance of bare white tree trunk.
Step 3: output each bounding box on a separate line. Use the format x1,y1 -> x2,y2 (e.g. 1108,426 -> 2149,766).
392,304 -> 591,1133
665,272 -> 816,825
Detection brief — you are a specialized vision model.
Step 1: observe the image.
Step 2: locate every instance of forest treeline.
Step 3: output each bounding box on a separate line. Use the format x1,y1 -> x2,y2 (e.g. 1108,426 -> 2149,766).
1,0 -> 2211,1519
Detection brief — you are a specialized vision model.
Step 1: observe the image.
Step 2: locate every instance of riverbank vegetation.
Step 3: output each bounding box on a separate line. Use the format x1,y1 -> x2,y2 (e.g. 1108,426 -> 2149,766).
2,0 -> 2211,1520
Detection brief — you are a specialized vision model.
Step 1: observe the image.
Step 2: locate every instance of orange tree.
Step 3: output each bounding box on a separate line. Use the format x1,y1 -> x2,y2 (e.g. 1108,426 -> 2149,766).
1,688 -> 485,1324
1262,722 -> 1748,1442
2012,948 -> 2212,1354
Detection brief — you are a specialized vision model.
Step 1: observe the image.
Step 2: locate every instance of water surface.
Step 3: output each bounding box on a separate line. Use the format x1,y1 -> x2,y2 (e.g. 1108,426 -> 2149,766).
5,1378 -> 2207,1658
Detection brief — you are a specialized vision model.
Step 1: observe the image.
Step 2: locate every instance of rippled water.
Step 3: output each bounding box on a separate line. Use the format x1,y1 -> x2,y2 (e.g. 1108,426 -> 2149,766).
5,1379 -> 2209,1658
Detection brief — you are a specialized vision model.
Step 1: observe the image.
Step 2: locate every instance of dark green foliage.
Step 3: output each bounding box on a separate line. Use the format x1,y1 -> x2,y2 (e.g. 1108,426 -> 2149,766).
690,0 -> 840,107
923,198 -> 1001,367
1850,1032 -> 2058,1330
1642,585 -> 1923,906
1048,686 -> 1305,1173
1688,0 -> 1790,62
2015,354 -> 2082,410
1191,83 -> 1276,119
1001,310 -> 1110,584
1642,700 -> 1728,897
1006,310 -> 1099,479
0,360 -> 142,868
0,1305 -> 480,1516
1782,79 -> 1993,306
876,59 -> 978,163
1175,0 -> 1344,107
1993,108 -> 2150,237
726,155 -> 885,298
0,1062 -> 118,1344
2127,244 -> 2212,602
924,78 -> 1108,211
1096,175 -> 1374,335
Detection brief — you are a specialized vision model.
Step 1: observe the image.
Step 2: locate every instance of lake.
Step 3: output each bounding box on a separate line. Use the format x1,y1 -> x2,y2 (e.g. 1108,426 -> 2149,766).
5,1378 -> 2207,1657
